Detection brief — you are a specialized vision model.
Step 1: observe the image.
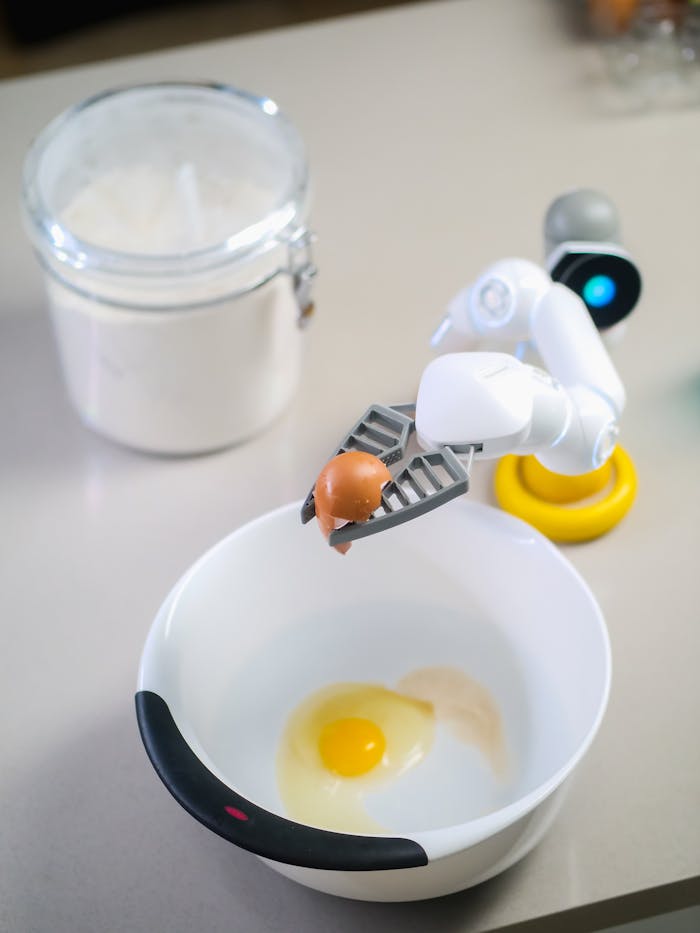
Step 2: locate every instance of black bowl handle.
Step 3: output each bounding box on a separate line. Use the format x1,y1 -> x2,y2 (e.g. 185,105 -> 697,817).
136,690 -> 428,871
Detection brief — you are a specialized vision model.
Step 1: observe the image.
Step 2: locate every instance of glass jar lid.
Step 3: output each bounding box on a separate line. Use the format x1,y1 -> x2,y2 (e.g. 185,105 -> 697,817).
22,82 -> 310,281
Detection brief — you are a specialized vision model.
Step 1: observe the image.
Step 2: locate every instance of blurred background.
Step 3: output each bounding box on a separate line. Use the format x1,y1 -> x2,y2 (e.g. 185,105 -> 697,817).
2,0 -> 699,108
0,0 -> 420,78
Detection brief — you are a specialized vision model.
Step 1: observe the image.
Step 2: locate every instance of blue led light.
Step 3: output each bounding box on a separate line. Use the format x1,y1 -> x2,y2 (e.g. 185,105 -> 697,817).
583,274 -> 617,308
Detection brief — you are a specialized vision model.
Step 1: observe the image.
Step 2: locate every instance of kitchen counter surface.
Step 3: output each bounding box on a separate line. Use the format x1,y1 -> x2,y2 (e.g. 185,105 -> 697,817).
1,2 -> 699,930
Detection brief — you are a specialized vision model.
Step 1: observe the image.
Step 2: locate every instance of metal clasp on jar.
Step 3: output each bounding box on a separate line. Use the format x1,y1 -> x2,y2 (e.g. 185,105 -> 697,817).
287,228 -> 317,328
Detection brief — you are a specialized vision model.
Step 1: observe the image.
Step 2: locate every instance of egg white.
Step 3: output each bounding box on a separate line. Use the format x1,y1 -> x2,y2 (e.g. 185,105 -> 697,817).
277,682 -> 434,834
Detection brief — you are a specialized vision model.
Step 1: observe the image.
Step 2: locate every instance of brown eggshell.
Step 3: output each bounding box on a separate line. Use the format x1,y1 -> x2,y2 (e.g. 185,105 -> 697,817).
314,451 -> 392,553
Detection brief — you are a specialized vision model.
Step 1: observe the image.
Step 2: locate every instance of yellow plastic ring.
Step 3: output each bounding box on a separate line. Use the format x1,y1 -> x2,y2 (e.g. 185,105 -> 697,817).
494,446 -> 637,543
519,455 -> 612,504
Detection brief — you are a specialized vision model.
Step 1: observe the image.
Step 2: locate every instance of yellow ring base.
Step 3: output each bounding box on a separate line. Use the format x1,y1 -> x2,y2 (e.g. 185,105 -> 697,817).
519,456 -> 612,504
494,447 -> 637,543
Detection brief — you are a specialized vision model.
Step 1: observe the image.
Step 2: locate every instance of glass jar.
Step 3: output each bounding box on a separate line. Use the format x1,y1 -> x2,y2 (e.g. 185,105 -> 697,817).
22,82 -> 315,454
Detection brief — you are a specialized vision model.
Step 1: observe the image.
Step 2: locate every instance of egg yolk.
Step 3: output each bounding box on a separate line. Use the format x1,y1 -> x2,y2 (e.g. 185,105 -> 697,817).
318,717 -> 386,777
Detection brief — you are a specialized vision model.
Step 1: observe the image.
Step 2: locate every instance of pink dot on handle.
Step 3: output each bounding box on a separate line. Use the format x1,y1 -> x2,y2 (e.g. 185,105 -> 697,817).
225,805 -> 249,821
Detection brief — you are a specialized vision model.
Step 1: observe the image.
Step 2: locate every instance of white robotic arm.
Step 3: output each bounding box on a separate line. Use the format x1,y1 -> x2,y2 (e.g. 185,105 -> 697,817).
422,259 -> 625,475
432,258 -> 552,348
303,257 -> 629,546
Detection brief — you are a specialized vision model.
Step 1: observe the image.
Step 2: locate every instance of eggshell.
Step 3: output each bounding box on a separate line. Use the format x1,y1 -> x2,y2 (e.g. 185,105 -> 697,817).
313,451 -> 392,554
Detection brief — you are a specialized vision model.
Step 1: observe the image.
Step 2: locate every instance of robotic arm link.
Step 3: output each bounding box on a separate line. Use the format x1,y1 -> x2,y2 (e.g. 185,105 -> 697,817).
304,252 -> 633,546
424,259 -> 625,475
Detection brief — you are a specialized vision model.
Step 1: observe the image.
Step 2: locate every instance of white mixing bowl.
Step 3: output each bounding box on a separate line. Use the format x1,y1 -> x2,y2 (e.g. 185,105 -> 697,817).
136,499 -> 610,901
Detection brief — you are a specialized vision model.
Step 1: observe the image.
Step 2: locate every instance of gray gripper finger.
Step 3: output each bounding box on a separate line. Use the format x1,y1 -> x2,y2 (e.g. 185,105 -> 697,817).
300,403 -> 415,524
328,446 -> 470,546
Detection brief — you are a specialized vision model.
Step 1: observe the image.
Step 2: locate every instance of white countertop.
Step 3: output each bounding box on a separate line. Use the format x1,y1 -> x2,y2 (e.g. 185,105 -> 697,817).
1,1 -> 699,930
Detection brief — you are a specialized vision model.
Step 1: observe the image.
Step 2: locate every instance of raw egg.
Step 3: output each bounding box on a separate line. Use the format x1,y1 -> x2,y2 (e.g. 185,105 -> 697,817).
313,451 -> 392,554
276,682 -> 434,833
277,668 -> 508,834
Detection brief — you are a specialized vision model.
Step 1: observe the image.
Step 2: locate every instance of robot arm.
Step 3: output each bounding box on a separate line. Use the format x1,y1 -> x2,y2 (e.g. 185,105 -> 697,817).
428,258 -> 625,473
416,343 -> 619,477
431,258 -> 552,349
434,190 -> 642,347
303,258 -> 626,547
432,258 -> 624,410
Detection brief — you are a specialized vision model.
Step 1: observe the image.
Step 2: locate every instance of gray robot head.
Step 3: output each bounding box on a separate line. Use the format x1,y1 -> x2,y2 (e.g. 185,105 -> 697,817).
544,189 -> 641,330
544,189 -> 621,256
